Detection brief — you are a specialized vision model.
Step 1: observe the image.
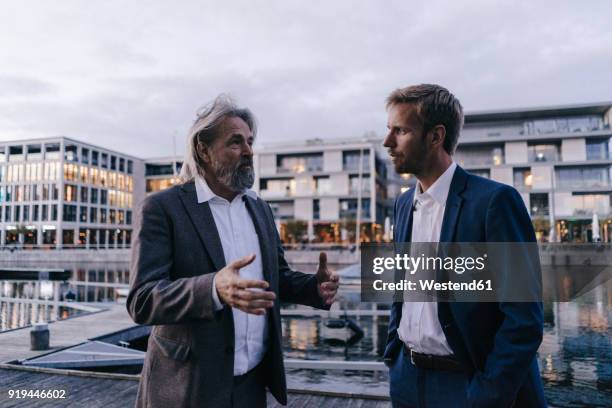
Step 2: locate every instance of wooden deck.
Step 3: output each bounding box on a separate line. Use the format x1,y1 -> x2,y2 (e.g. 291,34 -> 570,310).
0,365 -> 391,407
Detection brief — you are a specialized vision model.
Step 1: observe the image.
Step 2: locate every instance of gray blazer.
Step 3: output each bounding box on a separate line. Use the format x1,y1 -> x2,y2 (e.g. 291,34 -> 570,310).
127,181 -> 327,407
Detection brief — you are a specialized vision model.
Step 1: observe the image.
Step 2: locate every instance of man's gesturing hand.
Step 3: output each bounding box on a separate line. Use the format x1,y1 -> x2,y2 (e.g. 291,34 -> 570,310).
214,254 -> 276,315
315,252 -> 339,305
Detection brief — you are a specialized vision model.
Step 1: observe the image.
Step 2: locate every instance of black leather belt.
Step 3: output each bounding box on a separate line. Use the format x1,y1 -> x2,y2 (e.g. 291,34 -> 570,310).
403,344 -> 464,372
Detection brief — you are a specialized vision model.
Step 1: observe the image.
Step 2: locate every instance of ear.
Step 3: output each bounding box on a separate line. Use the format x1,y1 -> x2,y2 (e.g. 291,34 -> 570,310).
429,125 -> 446,149
196,142 -> 211,165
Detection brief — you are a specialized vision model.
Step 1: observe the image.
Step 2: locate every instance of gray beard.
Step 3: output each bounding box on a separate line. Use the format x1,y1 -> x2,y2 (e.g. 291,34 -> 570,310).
212,159 -> 255,193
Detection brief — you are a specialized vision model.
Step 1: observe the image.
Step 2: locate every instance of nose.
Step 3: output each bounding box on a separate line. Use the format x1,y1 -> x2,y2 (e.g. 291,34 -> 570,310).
383,131 -> 394,148
243,143 -> 254,156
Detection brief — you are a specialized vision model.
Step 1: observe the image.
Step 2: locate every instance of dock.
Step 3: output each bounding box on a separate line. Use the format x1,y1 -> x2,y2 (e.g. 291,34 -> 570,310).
0,268 -> 71,281
0,303 -> 135,364
0,365 -> 391,407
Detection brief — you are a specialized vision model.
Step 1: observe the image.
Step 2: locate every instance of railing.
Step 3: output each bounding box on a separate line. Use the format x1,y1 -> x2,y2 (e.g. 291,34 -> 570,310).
0,244 -> 131,251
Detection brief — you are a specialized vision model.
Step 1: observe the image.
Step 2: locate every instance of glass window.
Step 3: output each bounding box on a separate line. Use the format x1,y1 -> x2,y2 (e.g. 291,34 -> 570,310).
313,199 -> 320,220
527,143 -> 560,162
92,150 -> 99,166
33,205 -> 39,221
127,160 -> 133,174
100,190 -> 107,205
0,146 -> 5,162
342,150 -> 370,172
110,156 -> 117,170
145,163 -> 174,176
101,153 -> 108,168
80,186 -> 88,203
100,208 -> 107,223
42,204 -> 48,221
90,207 -> 98,223
513,168 -> 532,189
277,153 -> 324,173
45,143 -> 60,160
557,166 -> 610,188
79,206 -> 87,222
119,158 -> 125,172
64,184 -> 77,202
349,175 -> 370,195
586,139 -> 609,160
27,144 -> 42,160
62,204 -> 77,222
8,145 -> 23,162
90,188 -> 99,204
126,210 -> 132,225
259,178 -> 295,197
455,145 -> 505,166
81,148 -> 89,164
65,144 -> 78,162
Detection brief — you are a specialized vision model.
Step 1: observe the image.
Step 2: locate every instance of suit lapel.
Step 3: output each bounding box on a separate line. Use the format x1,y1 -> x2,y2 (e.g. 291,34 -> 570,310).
244,196 -> 273,283
439,166 -> 468,243
178,182 -> 226,272
396,188 -> 416,243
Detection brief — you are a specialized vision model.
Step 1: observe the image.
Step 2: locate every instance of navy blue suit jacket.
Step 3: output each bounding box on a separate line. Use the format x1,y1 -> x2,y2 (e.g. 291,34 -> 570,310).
384,166 -> 546,407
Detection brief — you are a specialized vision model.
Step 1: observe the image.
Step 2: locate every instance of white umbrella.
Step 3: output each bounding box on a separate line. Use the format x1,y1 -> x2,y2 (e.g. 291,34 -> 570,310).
307,220 -> 314,242
383,217 -> 391,242
592,212 -> 601,242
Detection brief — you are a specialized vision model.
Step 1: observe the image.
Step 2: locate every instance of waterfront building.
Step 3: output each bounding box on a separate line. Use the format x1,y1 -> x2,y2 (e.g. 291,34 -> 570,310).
143,156 -> 182,194
1,102 -> 610,248
254,137 -> 413,244
0,137 -> 144,248
457,102 -> 612,242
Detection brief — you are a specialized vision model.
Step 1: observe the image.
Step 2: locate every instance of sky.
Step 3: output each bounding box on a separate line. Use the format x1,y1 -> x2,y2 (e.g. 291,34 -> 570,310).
0,0 -> 611,159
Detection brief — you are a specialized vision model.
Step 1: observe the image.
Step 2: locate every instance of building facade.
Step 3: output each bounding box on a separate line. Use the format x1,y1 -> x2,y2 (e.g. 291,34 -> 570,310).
457,102 -> 612,242
0,137 -> 144,248
254,137 -> 411,244
1,102 -> 610,248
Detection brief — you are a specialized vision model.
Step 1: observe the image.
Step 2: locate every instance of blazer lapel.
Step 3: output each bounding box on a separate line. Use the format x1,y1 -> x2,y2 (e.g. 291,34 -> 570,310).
244,196 -> 273,283
439,166 -> 468,243
178,182 -> 226,272
396,188 -> 416,243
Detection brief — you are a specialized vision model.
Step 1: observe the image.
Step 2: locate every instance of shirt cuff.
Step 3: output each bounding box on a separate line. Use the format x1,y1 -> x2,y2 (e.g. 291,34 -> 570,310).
211,273 -> 224,311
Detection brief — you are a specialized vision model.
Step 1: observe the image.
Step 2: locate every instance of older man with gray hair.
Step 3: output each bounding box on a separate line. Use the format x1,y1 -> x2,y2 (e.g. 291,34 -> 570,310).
127,95 -> 339,408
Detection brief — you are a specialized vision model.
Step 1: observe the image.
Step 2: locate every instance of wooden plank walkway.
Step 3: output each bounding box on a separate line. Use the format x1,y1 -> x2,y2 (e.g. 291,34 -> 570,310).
0,303 -> 136,364
0,366 -> 391,407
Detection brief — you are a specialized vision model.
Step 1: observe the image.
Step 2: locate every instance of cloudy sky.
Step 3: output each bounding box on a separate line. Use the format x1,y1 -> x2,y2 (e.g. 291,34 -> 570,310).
1,0 -> 611,158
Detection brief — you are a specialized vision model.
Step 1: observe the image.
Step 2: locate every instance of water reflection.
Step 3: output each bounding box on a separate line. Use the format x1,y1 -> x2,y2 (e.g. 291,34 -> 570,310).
0,261 -> 609,406
0,262 -> 130,332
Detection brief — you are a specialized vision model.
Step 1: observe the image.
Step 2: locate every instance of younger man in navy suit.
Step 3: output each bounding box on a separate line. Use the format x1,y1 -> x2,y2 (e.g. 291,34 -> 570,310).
383,84 -> 546,407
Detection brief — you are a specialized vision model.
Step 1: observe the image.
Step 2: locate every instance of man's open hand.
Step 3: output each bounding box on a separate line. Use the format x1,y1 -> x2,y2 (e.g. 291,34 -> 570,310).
214,254 -> 276,315
315,252 -> 339,305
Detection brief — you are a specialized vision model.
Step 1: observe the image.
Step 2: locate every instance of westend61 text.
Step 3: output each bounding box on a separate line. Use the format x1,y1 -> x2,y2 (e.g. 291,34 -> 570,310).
372,279 -> 493,292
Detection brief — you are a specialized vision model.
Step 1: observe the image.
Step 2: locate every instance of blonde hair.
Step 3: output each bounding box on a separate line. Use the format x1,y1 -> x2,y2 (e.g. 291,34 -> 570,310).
179,94 -> 257,183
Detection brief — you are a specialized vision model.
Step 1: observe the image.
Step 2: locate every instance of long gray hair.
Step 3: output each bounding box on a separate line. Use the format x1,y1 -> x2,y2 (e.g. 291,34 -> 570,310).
179,94 -> 257,183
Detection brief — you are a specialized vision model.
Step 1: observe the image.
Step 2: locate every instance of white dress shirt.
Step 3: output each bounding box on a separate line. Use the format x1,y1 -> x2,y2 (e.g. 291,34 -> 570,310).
397,162 -> 457,356
195,175 -> 268,376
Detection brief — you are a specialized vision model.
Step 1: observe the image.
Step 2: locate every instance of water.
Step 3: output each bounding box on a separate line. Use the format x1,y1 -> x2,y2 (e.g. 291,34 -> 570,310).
0,261 -> 610,407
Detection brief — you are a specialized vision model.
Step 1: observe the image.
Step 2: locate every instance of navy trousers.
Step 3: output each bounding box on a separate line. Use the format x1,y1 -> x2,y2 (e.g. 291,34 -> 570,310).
389,347 -> 470,408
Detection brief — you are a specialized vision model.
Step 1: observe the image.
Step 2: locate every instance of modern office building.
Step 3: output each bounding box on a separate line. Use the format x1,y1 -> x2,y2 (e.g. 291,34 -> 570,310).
144,156 -> 182,194
1,102 -> 610,247
0,137 -> 144,248
456,102 -> 612,242
254,137 -> 413,244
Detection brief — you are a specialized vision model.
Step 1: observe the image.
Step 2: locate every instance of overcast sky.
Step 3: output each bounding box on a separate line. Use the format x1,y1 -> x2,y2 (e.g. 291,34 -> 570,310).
1,0 -> 611,159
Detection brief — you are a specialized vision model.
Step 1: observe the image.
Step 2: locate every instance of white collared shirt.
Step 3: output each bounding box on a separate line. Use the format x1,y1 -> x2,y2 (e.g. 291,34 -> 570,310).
397,162 -> 457,356
194,175 -> 268,375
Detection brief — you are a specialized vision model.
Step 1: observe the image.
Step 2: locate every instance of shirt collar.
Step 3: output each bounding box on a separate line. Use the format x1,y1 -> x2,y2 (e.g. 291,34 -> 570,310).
195,175 -> 257,204
414,162 -> 457,206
